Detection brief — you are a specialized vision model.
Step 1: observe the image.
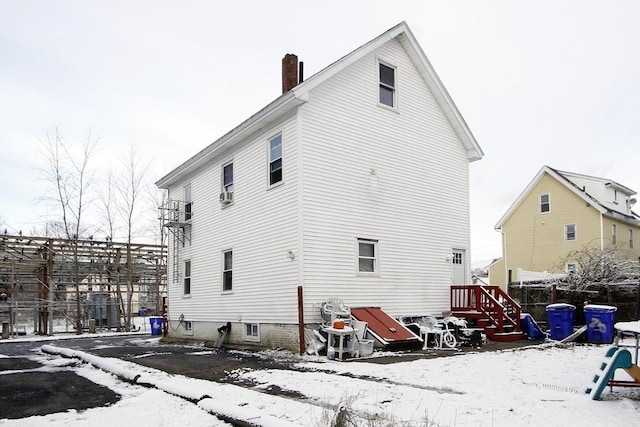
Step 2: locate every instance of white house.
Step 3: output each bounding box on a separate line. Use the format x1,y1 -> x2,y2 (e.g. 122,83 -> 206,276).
156,22 -> 483,350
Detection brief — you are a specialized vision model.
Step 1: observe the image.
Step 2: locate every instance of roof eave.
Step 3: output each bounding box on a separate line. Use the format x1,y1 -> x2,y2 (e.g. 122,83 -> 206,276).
156,92 -> 301,189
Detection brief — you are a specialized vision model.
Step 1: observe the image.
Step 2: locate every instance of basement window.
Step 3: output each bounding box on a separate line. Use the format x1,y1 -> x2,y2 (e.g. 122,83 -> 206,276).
244,323 -> 260,342
183,320 -> 193,336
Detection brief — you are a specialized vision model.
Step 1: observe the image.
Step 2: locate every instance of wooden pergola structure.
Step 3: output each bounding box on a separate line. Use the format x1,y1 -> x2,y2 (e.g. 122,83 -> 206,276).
0,233 -> 166,336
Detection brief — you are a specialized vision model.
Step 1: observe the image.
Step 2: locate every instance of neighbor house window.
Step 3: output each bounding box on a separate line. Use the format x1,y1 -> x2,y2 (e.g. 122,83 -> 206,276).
565,224 -> 576,241
222,250 -> 233,291
268,133 -> 283,186
566,263 -> 577,274
379,62 -> 396,107
540,193 -> 550,213
630,229 -> 634,248
612,224 -> 617,245
244,323 -> 260,342
184,184 -> 192,221
222,162 -> 234,193
183,260 -> 191,295
358,239 -> 377,273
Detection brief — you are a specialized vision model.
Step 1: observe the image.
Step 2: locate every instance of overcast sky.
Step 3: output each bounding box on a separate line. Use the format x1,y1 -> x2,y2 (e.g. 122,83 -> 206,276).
1,0 -> 638,267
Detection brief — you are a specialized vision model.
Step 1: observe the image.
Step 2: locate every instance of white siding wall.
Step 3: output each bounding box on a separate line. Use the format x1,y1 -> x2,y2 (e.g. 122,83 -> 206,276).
301,39 -> 471,320
166,111 -> 301,336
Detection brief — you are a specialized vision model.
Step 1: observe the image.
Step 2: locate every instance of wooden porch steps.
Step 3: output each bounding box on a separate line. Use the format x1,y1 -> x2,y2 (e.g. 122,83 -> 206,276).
458,314 -> 525,342
450,285 -> 524,343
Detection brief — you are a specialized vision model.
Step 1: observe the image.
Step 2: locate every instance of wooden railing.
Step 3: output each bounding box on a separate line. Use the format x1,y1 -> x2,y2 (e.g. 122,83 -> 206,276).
451,285 -> 521,332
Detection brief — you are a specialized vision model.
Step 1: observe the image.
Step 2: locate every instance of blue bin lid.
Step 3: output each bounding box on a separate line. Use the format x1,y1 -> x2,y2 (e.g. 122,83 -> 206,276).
584,304 -> 617,312
546,303 -> 576,311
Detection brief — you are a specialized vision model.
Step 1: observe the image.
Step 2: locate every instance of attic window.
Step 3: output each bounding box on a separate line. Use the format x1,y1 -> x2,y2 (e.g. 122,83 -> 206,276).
379,62 -> 396,108
539,193 -> 550,213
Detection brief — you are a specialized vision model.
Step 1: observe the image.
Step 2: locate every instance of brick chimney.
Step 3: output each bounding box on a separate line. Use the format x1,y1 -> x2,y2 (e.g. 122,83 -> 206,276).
282,53 -> 298,93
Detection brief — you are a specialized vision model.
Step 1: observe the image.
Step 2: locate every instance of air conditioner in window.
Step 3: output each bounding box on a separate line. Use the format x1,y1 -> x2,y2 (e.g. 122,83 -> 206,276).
220,191 -> 233,205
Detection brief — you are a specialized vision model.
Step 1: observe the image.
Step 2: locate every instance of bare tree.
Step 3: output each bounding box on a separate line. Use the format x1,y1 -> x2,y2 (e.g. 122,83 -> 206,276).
556,243 -> 640,289
116,145 -> 151,331
40,125 -> 99,334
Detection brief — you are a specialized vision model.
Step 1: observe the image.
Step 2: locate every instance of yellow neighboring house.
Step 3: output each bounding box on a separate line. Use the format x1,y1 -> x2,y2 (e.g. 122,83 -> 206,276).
490,166 -> 640,288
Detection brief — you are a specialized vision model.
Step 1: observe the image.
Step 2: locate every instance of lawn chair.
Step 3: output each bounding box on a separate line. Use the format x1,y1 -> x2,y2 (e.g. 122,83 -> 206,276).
417,315 -> 457,350
320,298 -> 351,327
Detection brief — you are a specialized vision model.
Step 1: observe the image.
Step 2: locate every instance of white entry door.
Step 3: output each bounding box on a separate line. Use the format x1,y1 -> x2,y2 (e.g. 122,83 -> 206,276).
451,249 -> 466,284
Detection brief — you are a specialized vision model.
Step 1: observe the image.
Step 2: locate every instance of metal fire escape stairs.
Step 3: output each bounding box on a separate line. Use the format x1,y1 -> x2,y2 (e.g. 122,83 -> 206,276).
159,199 -> 191,283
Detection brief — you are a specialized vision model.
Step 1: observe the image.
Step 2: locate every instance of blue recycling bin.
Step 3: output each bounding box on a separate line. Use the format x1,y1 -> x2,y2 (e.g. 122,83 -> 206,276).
149,316 -> 163,336
546,303 -> 575,340
584,304 -> 617,344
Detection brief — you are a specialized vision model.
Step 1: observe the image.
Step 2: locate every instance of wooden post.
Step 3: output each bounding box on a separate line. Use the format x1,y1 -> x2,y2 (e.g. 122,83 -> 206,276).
297,286 -> 305,355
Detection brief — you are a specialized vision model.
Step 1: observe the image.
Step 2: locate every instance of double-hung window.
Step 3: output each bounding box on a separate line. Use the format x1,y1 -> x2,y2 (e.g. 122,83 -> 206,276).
565,224 -> 576,241
379,62 -> 396,108
184,185 -> 192,221
223,162 -> 234,193
269,134 -> 283,186
539,193 -> 550,213
222,250 -> 233,291
358,239 -> 377,273
183,260 -> 191,295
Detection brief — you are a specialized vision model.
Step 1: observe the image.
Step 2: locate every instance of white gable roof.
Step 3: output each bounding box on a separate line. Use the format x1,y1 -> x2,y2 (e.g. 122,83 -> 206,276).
157,21 -> 483,188
495,165 -> 640,229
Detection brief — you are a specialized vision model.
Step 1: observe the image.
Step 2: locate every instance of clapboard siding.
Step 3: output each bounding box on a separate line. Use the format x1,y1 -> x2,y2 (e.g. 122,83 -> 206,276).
161,26 -> 479,348
300,39 -> 470,318
166,112 -> 300,325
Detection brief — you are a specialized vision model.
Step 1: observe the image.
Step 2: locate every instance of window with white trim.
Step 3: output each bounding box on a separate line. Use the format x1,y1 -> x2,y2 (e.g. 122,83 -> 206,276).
612,224 -> 617,245
378,62 -> 396,108
358,239 -> 377,273
244,323 -> 260,342
566,263 -> 577,274
565,224 -> 576,241
268,134 -> 283,186
540,193 -> 550,213
222,162 -> 234,193
222,250 -> 233,291
184,184 -> 192,221
183,260 -> 191,295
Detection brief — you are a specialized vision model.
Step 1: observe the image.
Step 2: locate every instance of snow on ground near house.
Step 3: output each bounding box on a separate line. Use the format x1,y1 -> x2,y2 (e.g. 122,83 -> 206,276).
0,353 -> 230,427
2,338 -> 640,426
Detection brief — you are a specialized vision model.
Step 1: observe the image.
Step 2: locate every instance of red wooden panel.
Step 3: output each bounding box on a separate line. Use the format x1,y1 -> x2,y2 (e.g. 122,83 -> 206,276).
351,307 -> 417,342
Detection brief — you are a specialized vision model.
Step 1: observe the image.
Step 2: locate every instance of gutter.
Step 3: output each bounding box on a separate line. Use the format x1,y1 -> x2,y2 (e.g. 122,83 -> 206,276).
155,91 -> 303,189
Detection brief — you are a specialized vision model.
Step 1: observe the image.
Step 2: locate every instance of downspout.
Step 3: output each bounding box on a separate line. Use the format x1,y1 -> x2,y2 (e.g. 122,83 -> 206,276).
498,228 -> 508,289
600,213 -> 604,250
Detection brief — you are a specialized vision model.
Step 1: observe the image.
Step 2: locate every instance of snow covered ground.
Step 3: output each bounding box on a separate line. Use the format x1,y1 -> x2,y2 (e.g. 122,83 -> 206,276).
1,333 -> 639,427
